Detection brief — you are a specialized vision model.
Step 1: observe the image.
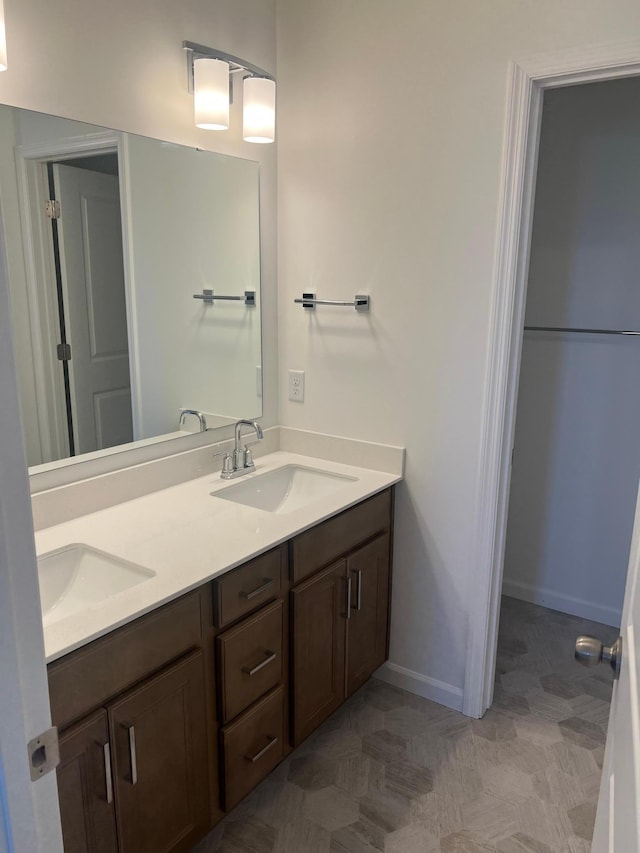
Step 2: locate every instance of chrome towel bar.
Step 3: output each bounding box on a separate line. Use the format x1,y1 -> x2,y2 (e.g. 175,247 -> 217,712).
524,325 -> 640,336
193,289 -> 256,306
294,292 -> 370,311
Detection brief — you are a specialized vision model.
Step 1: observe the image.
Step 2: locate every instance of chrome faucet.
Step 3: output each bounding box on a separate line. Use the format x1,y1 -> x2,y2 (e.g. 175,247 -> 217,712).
219,419 -> 264,479
179,409 -> 207,432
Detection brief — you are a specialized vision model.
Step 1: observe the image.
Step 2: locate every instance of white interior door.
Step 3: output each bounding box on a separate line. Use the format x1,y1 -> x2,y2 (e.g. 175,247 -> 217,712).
53,163 -> 133,455
592,483 -> 640,850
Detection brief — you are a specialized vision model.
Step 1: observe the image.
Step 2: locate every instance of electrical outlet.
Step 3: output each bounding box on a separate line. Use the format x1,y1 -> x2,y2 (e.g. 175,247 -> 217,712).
288,369 -> 305,402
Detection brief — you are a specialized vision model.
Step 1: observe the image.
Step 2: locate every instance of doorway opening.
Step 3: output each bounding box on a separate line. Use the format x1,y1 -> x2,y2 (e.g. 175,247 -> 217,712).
501,76 -> 640,631
465,52 -> 640,724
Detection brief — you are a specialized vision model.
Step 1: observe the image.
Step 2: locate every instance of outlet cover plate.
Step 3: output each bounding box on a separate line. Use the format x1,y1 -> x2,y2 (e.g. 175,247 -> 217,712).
288,369 -> 305,402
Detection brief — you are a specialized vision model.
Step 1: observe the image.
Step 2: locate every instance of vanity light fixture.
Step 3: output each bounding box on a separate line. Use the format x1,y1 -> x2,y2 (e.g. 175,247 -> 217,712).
183,41 -> 275,143
0,0 -> 7,71
194,57 -> 229,130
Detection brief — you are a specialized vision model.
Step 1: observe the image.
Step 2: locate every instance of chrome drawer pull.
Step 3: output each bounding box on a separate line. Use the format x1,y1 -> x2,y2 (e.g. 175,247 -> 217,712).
102,742 -> 113,804
125,723 -> 138,785
245,735 -> 278,764
240,577 -> 273,601
242,650 -> 277,677
345,575 -> 352,620
354,569 -> 362,611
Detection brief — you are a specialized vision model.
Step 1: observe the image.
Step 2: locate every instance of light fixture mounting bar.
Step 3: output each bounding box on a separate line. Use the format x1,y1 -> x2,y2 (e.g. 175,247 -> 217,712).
183,41 -> 274,94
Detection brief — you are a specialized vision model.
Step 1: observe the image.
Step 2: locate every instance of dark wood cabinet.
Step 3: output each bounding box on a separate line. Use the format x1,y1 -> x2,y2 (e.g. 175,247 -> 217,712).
57,711 -> 118,853
56,651 -> 209,853
108,651 -> 210,853
50,487 -> 393,851
346,533 -> 391,697
51,590 -> 213,853
291,561 -> 348,745
290,493 -> 393,746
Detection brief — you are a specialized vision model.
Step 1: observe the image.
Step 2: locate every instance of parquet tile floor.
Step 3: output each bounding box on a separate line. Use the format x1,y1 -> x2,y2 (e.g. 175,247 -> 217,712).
192,596 -> 618,852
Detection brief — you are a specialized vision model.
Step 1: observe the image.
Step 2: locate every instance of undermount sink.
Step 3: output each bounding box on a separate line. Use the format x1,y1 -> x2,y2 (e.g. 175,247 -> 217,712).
211,464 -> 358,514
38,544 -> 155,627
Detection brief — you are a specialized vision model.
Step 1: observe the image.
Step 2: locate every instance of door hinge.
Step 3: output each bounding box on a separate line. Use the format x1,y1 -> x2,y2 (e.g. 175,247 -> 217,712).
28,726 -> 60,781
57,342 -> 72,361
45,199 -> 61,220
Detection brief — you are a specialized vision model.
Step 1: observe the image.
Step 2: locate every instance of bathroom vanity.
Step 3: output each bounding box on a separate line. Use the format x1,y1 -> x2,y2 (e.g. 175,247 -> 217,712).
38,453 -> 399,853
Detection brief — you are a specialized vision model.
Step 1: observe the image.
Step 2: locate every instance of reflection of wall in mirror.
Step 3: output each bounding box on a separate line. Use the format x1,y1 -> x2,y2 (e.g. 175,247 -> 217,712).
123,135 -> 262,440
0,107 -> 263,467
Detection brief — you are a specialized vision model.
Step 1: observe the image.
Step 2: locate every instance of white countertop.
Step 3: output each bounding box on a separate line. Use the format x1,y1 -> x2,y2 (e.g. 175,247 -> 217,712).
37,452 -> 401,663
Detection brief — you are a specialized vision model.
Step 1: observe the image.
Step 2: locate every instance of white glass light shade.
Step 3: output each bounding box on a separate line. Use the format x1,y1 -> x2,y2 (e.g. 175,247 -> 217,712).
0,0 -> 7,72
243,77 -> 276,143
194,57 -> 229,130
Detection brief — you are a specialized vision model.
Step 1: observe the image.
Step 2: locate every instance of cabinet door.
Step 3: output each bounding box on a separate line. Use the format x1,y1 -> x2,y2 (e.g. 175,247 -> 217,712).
57,710 -> 118,853
108,650 -> 210,853
346,534 -> 391,697
291,560 -> 347,746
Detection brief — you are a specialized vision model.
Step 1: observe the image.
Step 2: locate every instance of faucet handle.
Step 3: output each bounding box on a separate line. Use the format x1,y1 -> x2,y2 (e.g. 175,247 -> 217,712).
213,448 -> 234,477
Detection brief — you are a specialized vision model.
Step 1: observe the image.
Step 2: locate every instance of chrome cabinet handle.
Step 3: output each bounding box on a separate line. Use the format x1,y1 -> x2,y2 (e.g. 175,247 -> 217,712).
125,724 -> 138,785
245,735 -> 278,764
353,569 -> 362,611
242,650 -> 277,677
102,742 -> 113,804
240,578 -> 273,601
345,575 -> 352,620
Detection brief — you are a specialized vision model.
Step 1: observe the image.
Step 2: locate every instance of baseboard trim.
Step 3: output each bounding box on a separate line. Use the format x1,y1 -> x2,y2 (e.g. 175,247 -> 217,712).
373,662 -> 464,712
501,578 -> 621,627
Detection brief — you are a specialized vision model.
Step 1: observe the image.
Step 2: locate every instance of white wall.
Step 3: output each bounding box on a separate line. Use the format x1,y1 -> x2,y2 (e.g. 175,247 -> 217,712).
503,79 -> 640,627
0,0 -> 278,442
276,0 -> 640,708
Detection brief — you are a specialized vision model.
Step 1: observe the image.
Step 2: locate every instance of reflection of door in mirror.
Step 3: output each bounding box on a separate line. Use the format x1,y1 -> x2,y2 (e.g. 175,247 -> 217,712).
52,160 -> 133,459
0,106 -> 133,467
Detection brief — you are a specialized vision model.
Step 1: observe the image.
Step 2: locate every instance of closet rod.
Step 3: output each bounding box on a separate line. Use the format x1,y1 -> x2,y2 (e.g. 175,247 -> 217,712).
524,325 -> 640,337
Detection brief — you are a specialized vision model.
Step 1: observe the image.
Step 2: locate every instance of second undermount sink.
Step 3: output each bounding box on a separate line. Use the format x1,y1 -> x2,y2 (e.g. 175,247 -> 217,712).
211,464 -> 358,514
38,544 -> 156,627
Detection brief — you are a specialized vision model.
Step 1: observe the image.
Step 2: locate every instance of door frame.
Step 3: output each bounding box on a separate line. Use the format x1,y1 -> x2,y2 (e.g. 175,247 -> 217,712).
0,200 -> 64,850
14,132 -> 124,464
463,40 -> 640,719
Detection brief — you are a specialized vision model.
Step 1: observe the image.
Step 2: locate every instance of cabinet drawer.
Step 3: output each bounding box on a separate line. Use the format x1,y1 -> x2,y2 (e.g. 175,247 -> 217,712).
221,685 -> 285,810
48,589 -> 204,729
218,600 -> 283,724
291,489 -> 392,583
213,546 -> 285,628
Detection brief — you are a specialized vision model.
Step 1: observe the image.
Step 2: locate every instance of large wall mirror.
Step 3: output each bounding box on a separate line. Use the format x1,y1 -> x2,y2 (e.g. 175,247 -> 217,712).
0,107 -> 262,474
